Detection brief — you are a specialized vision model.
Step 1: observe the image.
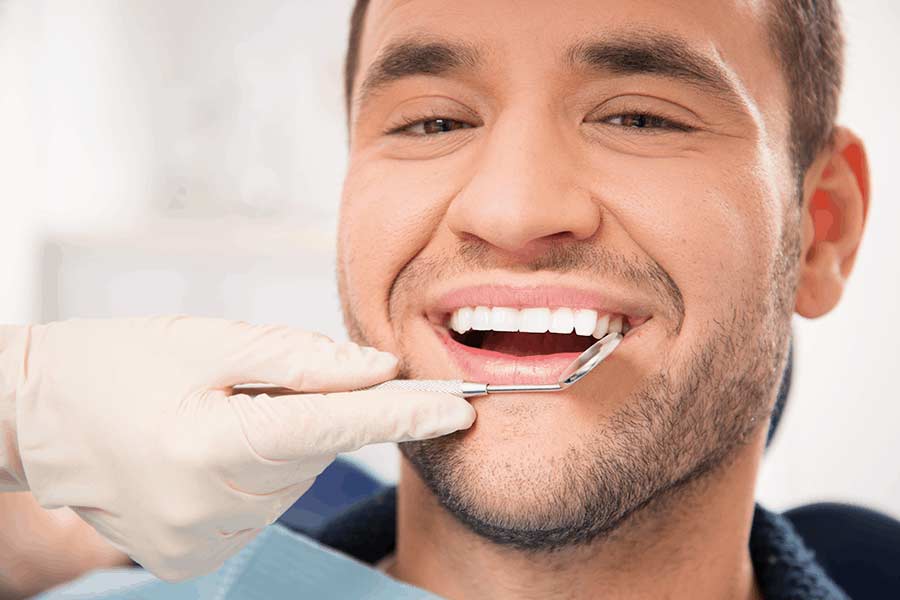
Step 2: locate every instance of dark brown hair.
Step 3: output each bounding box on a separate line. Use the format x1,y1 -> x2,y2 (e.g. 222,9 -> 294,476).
344,0 -> 843,176
344,0 -> 371,117
768,0 -> 844,174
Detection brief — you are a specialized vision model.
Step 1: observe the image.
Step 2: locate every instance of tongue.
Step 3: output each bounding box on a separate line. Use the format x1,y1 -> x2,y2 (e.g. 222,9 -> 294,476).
480,332 -> 594,356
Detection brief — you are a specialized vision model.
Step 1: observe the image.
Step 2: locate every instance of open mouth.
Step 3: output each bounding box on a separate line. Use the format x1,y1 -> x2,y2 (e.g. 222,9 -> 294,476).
426,284 -> 653,385
445,306 -> 639,357
452,329 -> 601,355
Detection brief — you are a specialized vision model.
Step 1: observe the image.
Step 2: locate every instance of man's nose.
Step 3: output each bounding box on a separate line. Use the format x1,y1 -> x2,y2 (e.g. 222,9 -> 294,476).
446,110 -> 602,258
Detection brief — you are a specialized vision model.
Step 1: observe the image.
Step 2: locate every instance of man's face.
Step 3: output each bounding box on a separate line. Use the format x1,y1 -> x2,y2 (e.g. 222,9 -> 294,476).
338,0 -> 799,548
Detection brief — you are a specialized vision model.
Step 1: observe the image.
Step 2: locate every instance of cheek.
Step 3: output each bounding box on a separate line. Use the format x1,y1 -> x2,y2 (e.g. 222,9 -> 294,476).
338,157 -> 465,347
595,154 -> 780,325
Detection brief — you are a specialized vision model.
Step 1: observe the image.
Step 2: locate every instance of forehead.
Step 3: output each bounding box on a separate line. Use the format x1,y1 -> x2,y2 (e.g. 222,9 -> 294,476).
355,0 -> 786,125
361,0 -> 770,57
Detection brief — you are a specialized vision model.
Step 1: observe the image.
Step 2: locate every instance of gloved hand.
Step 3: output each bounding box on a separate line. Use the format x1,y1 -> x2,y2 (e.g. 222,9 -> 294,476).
0,317 -> 475,581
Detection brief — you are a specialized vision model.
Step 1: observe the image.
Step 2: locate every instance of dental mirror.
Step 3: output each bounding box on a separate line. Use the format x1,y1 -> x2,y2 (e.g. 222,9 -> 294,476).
233,331 -> 622,399
458,330 -> 622,397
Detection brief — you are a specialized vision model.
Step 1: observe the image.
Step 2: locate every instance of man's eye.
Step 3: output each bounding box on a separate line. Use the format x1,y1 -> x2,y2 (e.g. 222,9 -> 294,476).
603,113 -> 691,132
395,118 -> 473,136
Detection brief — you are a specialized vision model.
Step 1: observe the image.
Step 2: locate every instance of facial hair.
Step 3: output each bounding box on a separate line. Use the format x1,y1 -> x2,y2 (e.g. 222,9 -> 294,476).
343,218 -> 801,553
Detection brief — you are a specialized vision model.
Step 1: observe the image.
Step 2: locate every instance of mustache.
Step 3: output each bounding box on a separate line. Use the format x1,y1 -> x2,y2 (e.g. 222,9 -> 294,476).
392,239 -> 685,331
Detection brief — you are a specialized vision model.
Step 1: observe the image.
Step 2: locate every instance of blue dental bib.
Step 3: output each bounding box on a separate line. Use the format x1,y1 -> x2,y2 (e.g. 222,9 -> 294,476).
36,524 -> 440,600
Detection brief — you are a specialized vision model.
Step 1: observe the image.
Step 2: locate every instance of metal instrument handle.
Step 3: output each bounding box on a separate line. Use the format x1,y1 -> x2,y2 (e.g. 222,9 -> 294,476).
365,379 -> 490,398
232,379 -> 489,398
485,383 -> 561,394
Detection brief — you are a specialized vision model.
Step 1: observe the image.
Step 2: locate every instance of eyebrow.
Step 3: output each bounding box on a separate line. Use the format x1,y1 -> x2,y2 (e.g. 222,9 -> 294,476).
355,31 -> 745,113
356,37 -> 481,110
566,32 -> 744,110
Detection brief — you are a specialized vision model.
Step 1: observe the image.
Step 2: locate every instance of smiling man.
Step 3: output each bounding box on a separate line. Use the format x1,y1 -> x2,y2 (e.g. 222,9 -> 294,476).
332,0 -> 869,598
12,1 -> 891,599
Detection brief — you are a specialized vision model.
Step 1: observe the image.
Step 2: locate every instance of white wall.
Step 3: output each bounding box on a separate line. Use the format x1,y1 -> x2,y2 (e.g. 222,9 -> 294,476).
1,1 -> 898,515
0,1 -> 41,323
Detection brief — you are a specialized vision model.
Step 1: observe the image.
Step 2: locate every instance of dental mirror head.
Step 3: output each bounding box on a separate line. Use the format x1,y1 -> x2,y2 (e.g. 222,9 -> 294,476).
477,331 -> 622,396
556,331 -> 622,388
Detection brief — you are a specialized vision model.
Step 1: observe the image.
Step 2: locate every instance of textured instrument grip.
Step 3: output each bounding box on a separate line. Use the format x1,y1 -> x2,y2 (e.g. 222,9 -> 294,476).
363,379 -> 465,395
365,379 -> 463,396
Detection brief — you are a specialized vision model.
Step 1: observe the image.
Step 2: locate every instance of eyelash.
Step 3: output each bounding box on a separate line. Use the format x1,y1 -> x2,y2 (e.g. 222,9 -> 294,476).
386,110 -> 695,137
386,110 -> 476,136
597,112 -> 695,133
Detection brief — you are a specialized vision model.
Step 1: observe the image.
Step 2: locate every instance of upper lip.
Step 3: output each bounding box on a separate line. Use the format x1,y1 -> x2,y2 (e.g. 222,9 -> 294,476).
424,275 -> 656,328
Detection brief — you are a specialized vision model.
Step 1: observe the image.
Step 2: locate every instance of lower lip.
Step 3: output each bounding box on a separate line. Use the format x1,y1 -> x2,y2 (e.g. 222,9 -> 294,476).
433,326 -> 608,385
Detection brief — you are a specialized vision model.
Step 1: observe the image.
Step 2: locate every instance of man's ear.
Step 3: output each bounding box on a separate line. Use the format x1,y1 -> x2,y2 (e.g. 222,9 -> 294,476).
795,127 -> 871,318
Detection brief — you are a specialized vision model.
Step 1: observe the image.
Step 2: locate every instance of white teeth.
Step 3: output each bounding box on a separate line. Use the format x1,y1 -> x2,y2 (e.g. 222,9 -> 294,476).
608,314 -> 623,334
549,308 -> 575,334
593,314 -> 610,339
448,305 -> 626,338
452,306 -> 472,334
519,308 -> 551,333
472,306 -> 492,331
490,307 -> 520,332
574,309 -> 598,336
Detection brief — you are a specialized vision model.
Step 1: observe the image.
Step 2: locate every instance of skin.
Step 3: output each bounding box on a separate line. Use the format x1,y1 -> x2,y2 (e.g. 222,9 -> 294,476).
0,494 -> 129,599
337,1 -> 870,599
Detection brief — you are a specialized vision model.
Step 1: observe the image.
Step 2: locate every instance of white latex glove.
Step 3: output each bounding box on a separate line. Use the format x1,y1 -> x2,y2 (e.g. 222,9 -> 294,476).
0,317 -> 475,581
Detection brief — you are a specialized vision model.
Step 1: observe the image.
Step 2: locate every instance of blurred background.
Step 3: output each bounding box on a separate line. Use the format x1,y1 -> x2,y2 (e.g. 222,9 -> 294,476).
1,0 -> 898,518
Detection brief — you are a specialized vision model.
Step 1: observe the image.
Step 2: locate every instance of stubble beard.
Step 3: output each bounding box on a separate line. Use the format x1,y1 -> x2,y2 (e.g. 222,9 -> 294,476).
340,216 -> 802,553
396,233 -> 800,553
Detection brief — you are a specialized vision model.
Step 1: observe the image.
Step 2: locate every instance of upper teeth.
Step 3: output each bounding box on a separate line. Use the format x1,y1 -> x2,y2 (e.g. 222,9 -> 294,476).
449,306 -> 625,339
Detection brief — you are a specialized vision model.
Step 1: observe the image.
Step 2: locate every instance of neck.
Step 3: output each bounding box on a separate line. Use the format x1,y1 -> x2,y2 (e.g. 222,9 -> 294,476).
389,430 -> 766,600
